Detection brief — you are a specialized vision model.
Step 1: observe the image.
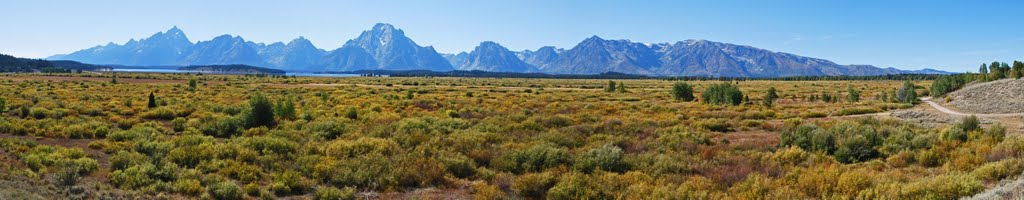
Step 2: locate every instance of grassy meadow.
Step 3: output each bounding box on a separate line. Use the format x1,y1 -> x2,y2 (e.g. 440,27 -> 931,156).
0,73 -> 1020,199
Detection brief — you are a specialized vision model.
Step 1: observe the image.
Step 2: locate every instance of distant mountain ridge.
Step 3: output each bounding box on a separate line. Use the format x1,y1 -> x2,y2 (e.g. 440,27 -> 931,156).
48,23 -> 950,77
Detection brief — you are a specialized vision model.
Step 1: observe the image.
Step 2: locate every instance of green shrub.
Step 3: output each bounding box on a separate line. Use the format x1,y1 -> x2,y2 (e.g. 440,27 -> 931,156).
111,151 -> 150,170
306,120 -> 347,140
208,181 -> 243,200
110,163 -> 157,189
173,179 -> 203,196
313,186 -> 356,200
575,144 -> 628,173
702,82 -> 743,106
671,82 -> 695,101
834,135 -> 879,163
172,117 -> 187,132
493,143 -> 571,173
694,118 -> 731,132
245,92 -> 275,128
837,107 -> 878,116
955,115 -> 980,132
547,173 -> 604,200
511,172 -> 557,198
971,159 -> 1024,182
269,170 -> 311,195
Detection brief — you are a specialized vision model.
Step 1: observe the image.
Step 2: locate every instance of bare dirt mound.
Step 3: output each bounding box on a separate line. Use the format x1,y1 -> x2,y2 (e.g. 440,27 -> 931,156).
947,79 -> 1024,114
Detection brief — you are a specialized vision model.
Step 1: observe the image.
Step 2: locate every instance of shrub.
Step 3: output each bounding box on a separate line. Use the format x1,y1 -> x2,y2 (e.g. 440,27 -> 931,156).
345,107 -> 358,120
897,81 -> 919,104
171,117 -> 187,132
671,82 -> 695,101
246,92 -> 275,128
511,172 -> 557,198
173,179 -> 203,196
270,170 -> 311,195
111,151 -> 150,170
547,173 -> 604,200
313,186 -> 356,200
493,143 -> 571,173
109,163 -> 157,189
324,137 -> 400,158
837,107 -> 878,116
955,115 -> 980,132
305,121 -> 348,139
971,159 -> 1024,182
208,181 -> 243,200
702,82 -> 743,105
694,118 -> 731,132
240,136 -> 299,155
834,136 -> 879,163
575,144 -> 628,173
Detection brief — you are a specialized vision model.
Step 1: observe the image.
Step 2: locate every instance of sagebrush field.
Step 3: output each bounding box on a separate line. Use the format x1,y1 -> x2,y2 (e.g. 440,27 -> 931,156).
1,73 -> 1020,199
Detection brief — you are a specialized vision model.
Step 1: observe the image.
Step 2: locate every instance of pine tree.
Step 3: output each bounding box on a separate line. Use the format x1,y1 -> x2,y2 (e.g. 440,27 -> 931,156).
897,81 -> 919,104
188,78 -> 198,91
147,92 -> 157,108
617,82 -> 626,93
606,80 -> 617,92
246,92 -> 275,128
979,63 -> 989,81
1012,61 -> 1024,79
762,87 -> 779,107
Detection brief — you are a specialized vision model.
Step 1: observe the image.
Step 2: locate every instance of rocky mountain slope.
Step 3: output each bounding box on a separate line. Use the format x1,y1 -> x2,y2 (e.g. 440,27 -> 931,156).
49,24 -> 949,77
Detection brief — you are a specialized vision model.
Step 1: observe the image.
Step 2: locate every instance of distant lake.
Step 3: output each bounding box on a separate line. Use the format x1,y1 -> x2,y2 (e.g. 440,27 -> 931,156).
110,68 -> 363,77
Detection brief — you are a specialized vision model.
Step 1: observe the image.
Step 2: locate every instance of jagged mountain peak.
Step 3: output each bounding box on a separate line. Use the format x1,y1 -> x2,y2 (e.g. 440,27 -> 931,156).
452,41 -> 535,72
49,23 -> 947,77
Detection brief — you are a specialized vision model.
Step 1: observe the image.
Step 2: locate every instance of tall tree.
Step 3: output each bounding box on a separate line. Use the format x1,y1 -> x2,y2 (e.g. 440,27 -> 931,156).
979,63 -> 989,81
897,81 -> 919,104
1011,61 -> 1024,79
990,61 -> 1005,80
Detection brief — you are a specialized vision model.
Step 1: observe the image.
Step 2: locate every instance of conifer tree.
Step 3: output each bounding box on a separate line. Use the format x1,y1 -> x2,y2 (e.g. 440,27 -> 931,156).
147,92 -> 157,108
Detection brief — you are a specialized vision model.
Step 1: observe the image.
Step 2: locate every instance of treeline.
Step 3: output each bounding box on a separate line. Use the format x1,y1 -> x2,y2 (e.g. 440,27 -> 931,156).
178,64 -> 286,75
1,53 -> 111,72
343,70 -> 653,79
0,53 -> 57,72
931,60 -> 1024,97
324,69 -> 952,80
663,73 -> 951,81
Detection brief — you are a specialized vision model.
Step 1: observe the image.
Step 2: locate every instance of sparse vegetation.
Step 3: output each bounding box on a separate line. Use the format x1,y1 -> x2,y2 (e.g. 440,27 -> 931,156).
0,73 -> 1015,199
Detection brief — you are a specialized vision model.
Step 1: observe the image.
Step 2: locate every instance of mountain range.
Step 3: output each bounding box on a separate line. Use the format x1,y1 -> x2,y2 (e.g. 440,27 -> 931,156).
48,23 -> 948,77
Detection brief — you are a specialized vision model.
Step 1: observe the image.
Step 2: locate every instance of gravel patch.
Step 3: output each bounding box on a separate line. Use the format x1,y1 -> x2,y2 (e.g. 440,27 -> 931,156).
965,172 -> 1024,200
948,79 -> 1024,114
890,110 -> 992,128
890,110 -> 954,127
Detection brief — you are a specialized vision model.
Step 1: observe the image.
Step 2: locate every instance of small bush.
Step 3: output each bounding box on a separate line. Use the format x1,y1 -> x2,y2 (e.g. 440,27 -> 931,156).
208,181 -> 243,200
575,144 -> 628,173
313,186 -> 356,200
511,172 -> 557,198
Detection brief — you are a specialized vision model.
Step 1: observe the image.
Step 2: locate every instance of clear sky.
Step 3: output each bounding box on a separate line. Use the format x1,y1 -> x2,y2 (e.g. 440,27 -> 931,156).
1,0 -> 1022,72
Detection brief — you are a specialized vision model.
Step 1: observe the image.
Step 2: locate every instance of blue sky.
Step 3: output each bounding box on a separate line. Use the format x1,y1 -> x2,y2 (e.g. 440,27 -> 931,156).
1,0 -> 1022,72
